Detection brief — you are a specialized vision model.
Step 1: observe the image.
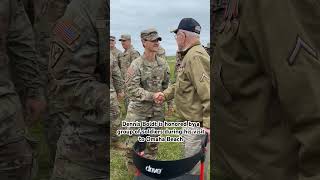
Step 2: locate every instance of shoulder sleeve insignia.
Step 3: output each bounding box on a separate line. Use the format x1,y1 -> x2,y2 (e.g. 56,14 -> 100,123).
53,20 -> 80,45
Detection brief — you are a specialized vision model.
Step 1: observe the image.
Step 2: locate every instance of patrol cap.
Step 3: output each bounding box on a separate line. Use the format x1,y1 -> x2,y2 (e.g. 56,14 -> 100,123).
119,34 -> 131,41
110,35 -> 116,41
171,18 -> 201,34
140,28 -> 162,41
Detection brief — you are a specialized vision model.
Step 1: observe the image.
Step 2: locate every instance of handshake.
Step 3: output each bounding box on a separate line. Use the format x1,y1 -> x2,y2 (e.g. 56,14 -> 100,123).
153,92 -> 165,104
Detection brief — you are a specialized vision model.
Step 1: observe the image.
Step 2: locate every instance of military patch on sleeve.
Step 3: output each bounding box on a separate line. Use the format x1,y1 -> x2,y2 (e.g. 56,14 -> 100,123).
125,67 -> 135,84
53,20 -> 80,45
200,72 -> 209,82
49,42 -> 64,68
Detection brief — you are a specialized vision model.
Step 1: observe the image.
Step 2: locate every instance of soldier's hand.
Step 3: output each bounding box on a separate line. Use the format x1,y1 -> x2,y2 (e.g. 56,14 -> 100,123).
153,92 -> 164,104
25,97 -> 47,126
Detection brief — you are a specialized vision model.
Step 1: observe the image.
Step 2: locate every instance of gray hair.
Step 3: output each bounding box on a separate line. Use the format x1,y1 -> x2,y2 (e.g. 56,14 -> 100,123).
180,29 -> 200,39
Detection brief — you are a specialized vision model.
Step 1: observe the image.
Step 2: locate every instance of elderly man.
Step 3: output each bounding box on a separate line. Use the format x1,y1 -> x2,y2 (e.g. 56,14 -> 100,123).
154,18 -> 210,179
124,28 -> 171,173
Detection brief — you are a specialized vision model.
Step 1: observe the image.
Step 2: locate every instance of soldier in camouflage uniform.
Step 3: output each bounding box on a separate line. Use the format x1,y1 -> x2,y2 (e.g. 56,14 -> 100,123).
118,34 -> 140,112
124,28 -> 170,172
110,35 -> 122,67
25,0 -> 72,172
0,0 -> 45,179
213,0 -> 320,179
48,0 -> 109,179
110,53 -> 124,145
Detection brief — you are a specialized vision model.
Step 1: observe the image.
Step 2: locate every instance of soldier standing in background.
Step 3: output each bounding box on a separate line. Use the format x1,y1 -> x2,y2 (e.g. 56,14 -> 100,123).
124,28 -> 170,173
35,0 -> 72,172
118,34 -> 140,112
110,35 -> 122,68
110,53 -> 125,147
0,0 -> 46,179
48,0 -> 109,179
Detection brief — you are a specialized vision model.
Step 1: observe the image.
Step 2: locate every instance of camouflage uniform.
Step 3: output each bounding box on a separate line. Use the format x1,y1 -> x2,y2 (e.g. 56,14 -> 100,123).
22,0 -> 72,171
157,46 -> 166,59
110,54 -> 124,142
213,0 -> 320,179
110,36 -> 122,68
0,0 -> 44,179
125,29 -> 170,167
48,0 -> 109,179
118,36 -> 140,111
164,18 -> 210,179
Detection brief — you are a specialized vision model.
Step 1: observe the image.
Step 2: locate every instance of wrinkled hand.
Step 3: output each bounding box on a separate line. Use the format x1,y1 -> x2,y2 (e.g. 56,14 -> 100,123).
117,92 -> 125,100
25,97 -> 46,126
153,92 -> 165,104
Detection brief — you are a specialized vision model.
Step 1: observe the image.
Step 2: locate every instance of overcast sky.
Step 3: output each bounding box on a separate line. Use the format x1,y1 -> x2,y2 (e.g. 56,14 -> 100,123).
111,0 -> 210,56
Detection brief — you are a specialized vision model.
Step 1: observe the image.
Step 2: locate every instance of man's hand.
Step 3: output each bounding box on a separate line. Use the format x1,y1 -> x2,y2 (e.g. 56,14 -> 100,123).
25,97 -> 46,126
153,92 -> 165,104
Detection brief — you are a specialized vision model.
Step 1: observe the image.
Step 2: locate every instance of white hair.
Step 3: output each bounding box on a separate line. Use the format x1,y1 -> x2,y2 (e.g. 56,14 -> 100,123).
180,29 -> 200,39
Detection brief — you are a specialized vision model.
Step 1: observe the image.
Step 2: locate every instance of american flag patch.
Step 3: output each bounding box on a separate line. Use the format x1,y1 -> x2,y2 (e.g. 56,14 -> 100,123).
53,21 -> 80,45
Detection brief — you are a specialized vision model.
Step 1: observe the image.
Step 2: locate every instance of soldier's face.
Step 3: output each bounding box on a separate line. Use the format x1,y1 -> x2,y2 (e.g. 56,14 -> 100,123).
110,40 -> 116,48
143,39 -> 159,52
121,40 -> 131,50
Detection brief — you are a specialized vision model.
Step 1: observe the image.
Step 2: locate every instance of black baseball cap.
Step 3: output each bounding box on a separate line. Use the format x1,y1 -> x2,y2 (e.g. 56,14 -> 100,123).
171,18 -> 201,34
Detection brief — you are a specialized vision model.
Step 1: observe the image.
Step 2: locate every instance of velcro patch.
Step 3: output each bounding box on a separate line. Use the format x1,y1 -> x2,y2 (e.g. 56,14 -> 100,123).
50,42 -> 64,68
125,67 -> 135,84
53,20 -> 80,45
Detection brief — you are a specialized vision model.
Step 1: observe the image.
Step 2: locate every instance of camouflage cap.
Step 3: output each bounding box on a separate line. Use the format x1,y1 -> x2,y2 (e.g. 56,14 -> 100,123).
140,28 -> 162,41
110,35 -> 116,41
119,34 -> 131,41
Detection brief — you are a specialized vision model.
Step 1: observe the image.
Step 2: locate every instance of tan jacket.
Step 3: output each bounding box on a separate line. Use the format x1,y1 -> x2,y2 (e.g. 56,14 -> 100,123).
164,44 -> 210,128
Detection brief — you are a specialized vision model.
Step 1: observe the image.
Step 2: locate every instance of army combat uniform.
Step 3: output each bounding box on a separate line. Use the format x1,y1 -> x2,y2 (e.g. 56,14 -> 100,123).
48,0 -> 109,179
157,46 -> 166,60
110,54 -> 124,142
30,0 -> 72,169
0,0 -> 44,179
118,38 -> 140,112
213,0 -> 320,180
125,29 -> 170,168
